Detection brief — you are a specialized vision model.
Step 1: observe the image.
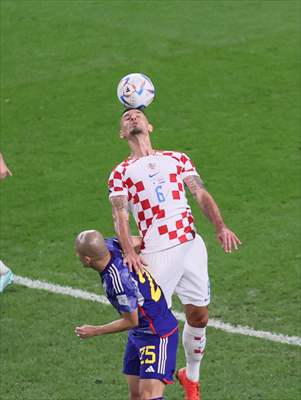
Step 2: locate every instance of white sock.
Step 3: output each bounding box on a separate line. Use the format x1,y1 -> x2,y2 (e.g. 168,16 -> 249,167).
0,260 -> 10,276
182,322 -> 206,382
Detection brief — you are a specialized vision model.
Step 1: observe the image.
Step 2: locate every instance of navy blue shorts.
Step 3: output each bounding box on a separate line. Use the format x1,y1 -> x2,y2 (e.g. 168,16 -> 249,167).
123,329 -> 178,384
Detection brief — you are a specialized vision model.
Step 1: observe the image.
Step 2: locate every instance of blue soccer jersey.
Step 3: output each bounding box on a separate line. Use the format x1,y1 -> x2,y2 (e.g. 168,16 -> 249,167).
101,238 -> 178,337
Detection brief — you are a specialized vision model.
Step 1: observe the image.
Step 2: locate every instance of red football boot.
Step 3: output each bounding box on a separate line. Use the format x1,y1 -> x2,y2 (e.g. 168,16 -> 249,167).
176,368 -> 200,400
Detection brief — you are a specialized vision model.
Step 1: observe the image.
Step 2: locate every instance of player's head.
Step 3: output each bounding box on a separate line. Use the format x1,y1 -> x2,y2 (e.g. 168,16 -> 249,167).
75,230 -> 109,269
120,108 -> 153,139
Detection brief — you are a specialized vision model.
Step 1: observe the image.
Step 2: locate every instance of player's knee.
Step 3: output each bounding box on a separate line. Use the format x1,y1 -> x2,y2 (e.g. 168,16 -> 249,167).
140,384 -> 164,400
129,392 -> 140,400
140,392 -> 151,400
128,381 -> 140,400
129,385 -> 140,400
198,313 -> 208,327
187,310 -> 208,328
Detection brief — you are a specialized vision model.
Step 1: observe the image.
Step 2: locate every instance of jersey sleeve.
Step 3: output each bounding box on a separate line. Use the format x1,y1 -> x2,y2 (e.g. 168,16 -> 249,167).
105,237 -> 122,254
109,267 -> 138,314
108,166 -> 128,199
179,153 -> 200,180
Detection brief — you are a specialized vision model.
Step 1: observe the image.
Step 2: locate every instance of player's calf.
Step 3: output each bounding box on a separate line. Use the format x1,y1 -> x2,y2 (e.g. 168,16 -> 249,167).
182,321 -> 206,383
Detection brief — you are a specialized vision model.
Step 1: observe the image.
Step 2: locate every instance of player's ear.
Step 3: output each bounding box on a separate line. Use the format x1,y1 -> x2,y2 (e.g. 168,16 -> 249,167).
148,124 -> 153,134
84,256 -> 92,266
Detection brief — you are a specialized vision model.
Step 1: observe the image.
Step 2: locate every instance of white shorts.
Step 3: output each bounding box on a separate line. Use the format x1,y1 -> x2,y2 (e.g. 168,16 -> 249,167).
142,234 -> 210,308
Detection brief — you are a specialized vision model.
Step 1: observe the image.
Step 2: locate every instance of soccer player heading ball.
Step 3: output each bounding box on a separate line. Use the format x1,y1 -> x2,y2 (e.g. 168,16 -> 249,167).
109,83 -> 242,399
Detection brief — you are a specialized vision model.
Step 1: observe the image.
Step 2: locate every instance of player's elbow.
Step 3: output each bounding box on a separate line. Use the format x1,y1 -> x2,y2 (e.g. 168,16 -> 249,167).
123,313 -> 139,329
127,313 -> 139,329
128,321 -> 139,329
131,316 -> 139,328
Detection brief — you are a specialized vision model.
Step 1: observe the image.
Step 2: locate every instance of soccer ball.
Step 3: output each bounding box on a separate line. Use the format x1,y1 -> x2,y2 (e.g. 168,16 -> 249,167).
117,73 -> 155,109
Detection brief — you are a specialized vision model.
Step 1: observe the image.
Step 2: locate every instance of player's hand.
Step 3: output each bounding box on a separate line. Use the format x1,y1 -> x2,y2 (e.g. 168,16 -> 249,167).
123,251 -> 147,273
0,154 -> 12,181
216,226 -> 242,253
74,325 -> 98,339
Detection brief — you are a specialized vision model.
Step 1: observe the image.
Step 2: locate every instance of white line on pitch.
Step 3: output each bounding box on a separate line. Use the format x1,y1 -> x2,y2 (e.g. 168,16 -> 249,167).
13,275 -> 301,347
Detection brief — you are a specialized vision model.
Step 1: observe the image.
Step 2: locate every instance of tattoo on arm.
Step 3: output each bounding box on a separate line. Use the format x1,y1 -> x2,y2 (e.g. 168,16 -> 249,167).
184,177 -> 224,229
110,196 -> 129,232
184,175 -> 206,196
110,196 -> 129,212
110,196 -> 134,252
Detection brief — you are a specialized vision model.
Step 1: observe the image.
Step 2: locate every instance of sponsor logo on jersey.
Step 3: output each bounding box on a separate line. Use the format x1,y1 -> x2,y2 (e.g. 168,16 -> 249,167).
149,172 -> 159,178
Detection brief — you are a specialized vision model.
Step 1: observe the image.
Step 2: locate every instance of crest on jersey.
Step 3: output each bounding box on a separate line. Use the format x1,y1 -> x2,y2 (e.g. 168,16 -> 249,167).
117,294 -> 129,306
147,162 -> 156,170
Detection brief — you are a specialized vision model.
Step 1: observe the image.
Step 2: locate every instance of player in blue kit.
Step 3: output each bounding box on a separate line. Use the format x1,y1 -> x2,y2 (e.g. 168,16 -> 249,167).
74,230 -> 178,400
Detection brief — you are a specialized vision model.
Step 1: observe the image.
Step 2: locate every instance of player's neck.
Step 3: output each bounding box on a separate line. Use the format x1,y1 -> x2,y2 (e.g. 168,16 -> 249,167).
128,135 -> 155,159
91,252 -> 112,272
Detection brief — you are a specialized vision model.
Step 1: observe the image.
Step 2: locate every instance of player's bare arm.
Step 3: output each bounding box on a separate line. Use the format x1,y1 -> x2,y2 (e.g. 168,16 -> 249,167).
184,175 -> 242,253
184,176 -> 224,229
110,195 -> 146,272
110,194 -> 134,255
75,310 -> 139,339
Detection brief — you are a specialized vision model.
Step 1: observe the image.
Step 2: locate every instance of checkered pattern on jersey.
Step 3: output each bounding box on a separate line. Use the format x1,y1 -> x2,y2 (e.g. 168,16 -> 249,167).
119,175 -> 165,237
108,159 -> 132,196
159,151 -> 197,178
108,151 -> 198,247
156,209 -> 196,243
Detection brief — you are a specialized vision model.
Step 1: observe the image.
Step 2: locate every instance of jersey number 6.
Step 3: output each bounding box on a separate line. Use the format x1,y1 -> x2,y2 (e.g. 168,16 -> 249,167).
155,185 -> 165,203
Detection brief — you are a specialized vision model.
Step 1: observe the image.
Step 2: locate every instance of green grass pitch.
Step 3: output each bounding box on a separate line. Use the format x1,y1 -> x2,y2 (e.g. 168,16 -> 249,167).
0,1 -> 300,399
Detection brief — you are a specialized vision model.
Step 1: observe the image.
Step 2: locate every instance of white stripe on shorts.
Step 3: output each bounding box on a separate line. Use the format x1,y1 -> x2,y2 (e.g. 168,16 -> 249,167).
158,337 -> 168,374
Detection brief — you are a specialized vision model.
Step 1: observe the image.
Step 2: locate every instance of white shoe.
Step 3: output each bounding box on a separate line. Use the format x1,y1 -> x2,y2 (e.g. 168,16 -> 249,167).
0,270 -> 14,293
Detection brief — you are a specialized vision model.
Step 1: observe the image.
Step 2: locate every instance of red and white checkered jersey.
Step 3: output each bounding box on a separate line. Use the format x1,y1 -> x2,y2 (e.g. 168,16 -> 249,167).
108,151 -> 199,253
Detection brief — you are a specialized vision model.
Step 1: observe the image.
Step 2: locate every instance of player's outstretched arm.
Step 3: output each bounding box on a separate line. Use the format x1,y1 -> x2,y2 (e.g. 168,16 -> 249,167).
74,310 -> 139,339
184,175 -> 242,253
111,195 -> 146,272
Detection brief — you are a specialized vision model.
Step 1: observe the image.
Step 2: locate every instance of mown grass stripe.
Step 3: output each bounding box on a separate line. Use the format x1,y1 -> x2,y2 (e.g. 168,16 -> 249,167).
14,275 -> 301,347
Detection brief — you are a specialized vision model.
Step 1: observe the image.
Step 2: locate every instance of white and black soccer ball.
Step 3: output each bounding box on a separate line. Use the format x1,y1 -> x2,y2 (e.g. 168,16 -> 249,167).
117,73 -> 155,109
